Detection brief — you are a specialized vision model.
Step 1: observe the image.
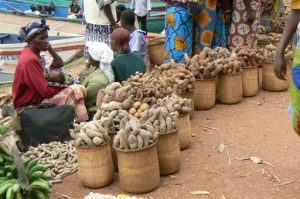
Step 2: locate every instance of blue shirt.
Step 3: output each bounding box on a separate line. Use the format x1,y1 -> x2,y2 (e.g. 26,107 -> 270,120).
130,29 -> 147,64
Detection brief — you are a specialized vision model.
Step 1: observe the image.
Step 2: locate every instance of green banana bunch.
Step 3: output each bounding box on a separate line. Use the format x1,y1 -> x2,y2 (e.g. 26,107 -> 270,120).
0,159 -> 51,199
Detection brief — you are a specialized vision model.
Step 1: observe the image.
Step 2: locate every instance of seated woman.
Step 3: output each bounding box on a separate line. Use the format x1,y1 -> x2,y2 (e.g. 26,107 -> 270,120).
67,0 -> 82,19
81,42 -> 114,116
111,28 -> 146,82
13,19 -> 88,121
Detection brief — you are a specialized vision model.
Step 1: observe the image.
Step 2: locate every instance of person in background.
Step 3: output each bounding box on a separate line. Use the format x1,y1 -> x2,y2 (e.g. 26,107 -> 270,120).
193,0 -> 217,54
13,19 -> 88,121
274,0 -> 300,134
83,0 -> 117,67
82,42 -> 114,117
24,5 -> 41,16
67,0 -> 82,19
164,0 -> 197,63
116,4 -> 127,25
211,0 -> 233,48
227,0 -> 261,48
130,0 -> 151,33
121,10 -> 147,64
110,28 -> 146,82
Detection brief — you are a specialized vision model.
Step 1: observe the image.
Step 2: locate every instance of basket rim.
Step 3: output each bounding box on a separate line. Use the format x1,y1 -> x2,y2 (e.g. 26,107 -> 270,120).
179,113 -> 190,117
113,140 -> 157,153
147,37 -> 166,46
177,89 -> 195,95
242,65 -> 258,69
220,72 -> 242,76
159,127 -> 179,136
195,77 -> 216,81
76,136 -> 110,149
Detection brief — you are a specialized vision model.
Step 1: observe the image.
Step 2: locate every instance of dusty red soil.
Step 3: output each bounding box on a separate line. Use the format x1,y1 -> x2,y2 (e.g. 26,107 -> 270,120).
49,70 -> 300,199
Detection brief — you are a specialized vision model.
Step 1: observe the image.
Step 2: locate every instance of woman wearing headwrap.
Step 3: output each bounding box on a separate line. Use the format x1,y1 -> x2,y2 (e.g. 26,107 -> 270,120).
110,28 -> 146,82
13,19 -> 88,121
82,42 -> 114,115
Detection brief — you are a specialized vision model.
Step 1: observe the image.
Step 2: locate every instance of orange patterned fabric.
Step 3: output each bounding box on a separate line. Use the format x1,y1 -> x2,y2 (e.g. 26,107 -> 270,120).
291,0 -> 300,9
43,85 -> 89,121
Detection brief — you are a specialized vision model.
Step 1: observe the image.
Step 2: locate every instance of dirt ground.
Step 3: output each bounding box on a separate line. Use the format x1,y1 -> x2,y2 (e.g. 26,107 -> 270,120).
47,70 -> 300,199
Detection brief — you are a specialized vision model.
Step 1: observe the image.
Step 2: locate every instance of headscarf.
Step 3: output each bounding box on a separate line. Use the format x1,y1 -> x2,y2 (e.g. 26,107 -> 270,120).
18,18 -> 49,42
87,41 -> 114,83
111,28 -> 131,53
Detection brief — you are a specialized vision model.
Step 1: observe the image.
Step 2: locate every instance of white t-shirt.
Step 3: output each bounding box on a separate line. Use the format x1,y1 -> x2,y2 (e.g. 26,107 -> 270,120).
131,0 -> 151,17
83,0 -> 117,25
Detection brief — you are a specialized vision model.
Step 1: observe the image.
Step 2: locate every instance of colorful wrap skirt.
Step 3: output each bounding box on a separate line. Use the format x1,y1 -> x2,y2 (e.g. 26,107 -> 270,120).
165,5 -> 193,63
211,9 -> 230,49
193,0 -> 217,54
228,0 -> 261,48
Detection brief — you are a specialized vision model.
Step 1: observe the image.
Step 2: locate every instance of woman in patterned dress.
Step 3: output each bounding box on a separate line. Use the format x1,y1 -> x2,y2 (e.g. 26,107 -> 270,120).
164,0 -> 198,63
228,0 -> 261,48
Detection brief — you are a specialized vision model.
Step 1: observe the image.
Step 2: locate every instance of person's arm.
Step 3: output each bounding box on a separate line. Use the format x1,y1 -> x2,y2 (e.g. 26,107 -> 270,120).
48,44 -> 64,68
147,0 -> 151,12
274,9 -> 300,80
131,0 -> 135,10
245,0 -> 254,22
222,0 -> 233,24
103,4 -> 117,28
24,59 -> 62,98
130,34 -> 142,53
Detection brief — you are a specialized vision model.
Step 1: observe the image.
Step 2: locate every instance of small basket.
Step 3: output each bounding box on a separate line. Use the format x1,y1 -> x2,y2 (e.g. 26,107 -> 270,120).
194,78 -> 216,110
147,37 -> 166,66
218,72 -> 243,104
242,66 -> 259,97
76,138 -> 114,188
114,142 -> 160,194
262,62 -> 288,92
157,128 -> 181,175
178,113 -> 191,150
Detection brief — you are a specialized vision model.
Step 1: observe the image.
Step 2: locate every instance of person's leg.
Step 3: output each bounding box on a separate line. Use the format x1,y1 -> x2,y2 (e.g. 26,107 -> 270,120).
140,15 -> 147,33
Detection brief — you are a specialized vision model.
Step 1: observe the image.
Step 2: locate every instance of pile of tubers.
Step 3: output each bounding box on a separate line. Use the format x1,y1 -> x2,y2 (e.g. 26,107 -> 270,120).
70,120 -> 110,147
113,118 -> 159,150
129,102 -> 150,119
22,141 -> 77,183
263,44 -> 294,64
157,93 -> 191,115
233,46 -> 264,67
267,33 -> 282,45
140,105 -> 178,134
93,101 -> 131,133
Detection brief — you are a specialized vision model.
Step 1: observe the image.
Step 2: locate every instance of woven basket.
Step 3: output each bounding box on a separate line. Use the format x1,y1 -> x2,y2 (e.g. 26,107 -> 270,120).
194,78 -> 216,110
109,131 -> 118,171
76,138 -> 114,188
218,72 -> 243,104
147,37 -> 166,66
157,128 -> 180,175
178,113 -> 191,150
262,62 -> 288,92
179,90 -> 194,119
242,66 -> 259,97
114,142 -> 160,194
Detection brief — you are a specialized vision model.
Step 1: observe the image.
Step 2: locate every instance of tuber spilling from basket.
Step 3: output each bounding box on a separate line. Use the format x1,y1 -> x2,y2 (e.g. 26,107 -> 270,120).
113,117 -> 159,150
267,33 -> 282,45
93,101 -> 132,133
129,101 -> 151,119
70,120 -> 110,147
140,105 -> 178,134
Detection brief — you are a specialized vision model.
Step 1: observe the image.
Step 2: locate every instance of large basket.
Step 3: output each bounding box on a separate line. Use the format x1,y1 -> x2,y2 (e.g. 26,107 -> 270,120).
242,66 -> 259,97
178,113 -> 191,150
115,142 -> 160,194
147,37 -> 166,66
157,128 -> 180,175
179,90 -> 194,119
194,78 -> 216,110
262,62 -> 288,92
76,138 -> 114,188
109,131 -> 118,171
218,72 -> 243,104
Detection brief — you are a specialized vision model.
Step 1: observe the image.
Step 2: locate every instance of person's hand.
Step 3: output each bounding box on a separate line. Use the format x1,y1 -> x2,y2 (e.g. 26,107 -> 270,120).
224,13 -> 232,24
273,52 -> 287,80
